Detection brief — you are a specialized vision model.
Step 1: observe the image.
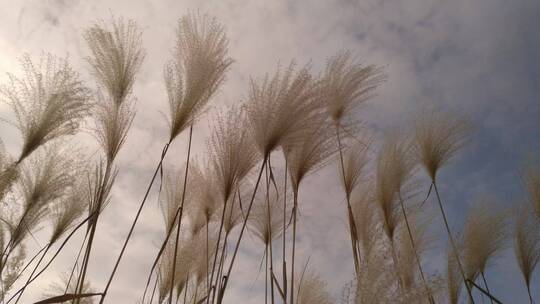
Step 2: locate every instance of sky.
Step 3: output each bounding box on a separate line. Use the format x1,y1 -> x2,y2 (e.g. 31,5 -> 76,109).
0,0 -> 539,303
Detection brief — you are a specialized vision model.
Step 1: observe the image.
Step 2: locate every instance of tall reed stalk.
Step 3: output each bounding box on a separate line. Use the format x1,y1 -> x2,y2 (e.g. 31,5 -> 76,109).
433,183 -> 474,303
335,125 -> 361,276
216,159 -> 267,303
169,125 -> 193,304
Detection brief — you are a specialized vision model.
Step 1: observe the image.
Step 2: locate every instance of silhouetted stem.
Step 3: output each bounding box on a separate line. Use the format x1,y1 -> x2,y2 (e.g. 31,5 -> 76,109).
467,279 -> 502,304
397,193 -> 433,303
289,190 -> 298,304
265,161 -> 276,304
526,284 -> 533,304
211,191 -> 236,304
149,274 -> 158,304
74,161 -> 113,304
433,182 -> 475,303
142,189 -> 188,302
9,245 -> 47,285
13,244 -> 50,304
281,158 -> 288,303
99,143 -> 171,304
6,211 -> 95,304
170,125 -> 193,304
335,125 -> 361,277
207,192 -> 235,303
65,233 -> 88,295
480,271 -> 494,304
265,246 -> 268,304
216,158 -> 267,304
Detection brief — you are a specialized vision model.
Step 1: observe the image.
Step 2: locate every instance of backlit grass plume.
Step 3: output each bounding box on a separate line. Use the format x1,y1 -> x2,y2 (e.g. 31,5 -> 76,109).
0,140 -> 17,201
355,246 -> 397,304
93,93 -> 135,163
375,134 -> 415,240
446,247 -> 462,304
206,106 -> 260,300
159,14 -> 233,300
414,107 -> 473,301
321,51 -> 385,127
283,114 -> 337,192
462,198 -> 507,299
394,212 -> 431,292
295,271 -> 332,304
48,181 -> 87,244
414,108 -> 471,182
249,195 -> 284,246
514,203 -> 540,304
208,106 -> 260,202
157,240 -> 194,304
10,146 -> 76,248
351,183 -> 380,260
1,54 -> 91,163
282,113 -> 337,304
84,17 -> 144,106
166,13 -> 233,141
159,171 -> 192,232
246,63 -> 321,157
340,141 -> 370,199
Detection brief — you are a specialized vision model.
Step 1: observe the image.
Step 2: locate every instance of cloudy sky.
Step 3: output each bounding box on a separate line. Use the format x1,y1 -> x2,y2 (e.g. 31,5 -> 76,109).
0,0 -> 539,303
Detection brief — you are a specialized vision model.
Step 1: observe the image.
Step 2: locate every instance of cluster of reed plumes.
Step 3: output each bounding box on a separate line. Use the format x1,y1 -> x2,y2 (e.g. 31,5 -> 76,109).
0,12 -> 539,304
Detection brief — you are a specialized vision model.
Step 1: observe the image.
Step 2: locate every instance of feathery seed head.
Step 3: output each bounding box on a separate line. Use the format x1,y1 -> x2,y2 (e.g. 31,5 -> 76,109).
93,92 -> 135,163
446,247 -> 462,304
166,13 -> 233,141
84,17 -> 144,105
394,212 -> 431,291
246,62 -> 322,156
283,114 -> 338,192
49,181 -> 87,243
376,134 -> 415,239
159,169 -> 191,232
207,106 -> 260,201
0,141 -> 17,201
12,145 -> 78,246
321,51 -> 385,125
341,140 -> 371,197
514,203 -> 540,288
86,160 -> 118,222
248,190 -> 286,245
222,193 -> 243,234
296,272 -> 332,304
1,54 -> 91,162
414,108 -> 471,181
351,182 -> 380,258
190,164 -> 220,223
462,198 -> 508,280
